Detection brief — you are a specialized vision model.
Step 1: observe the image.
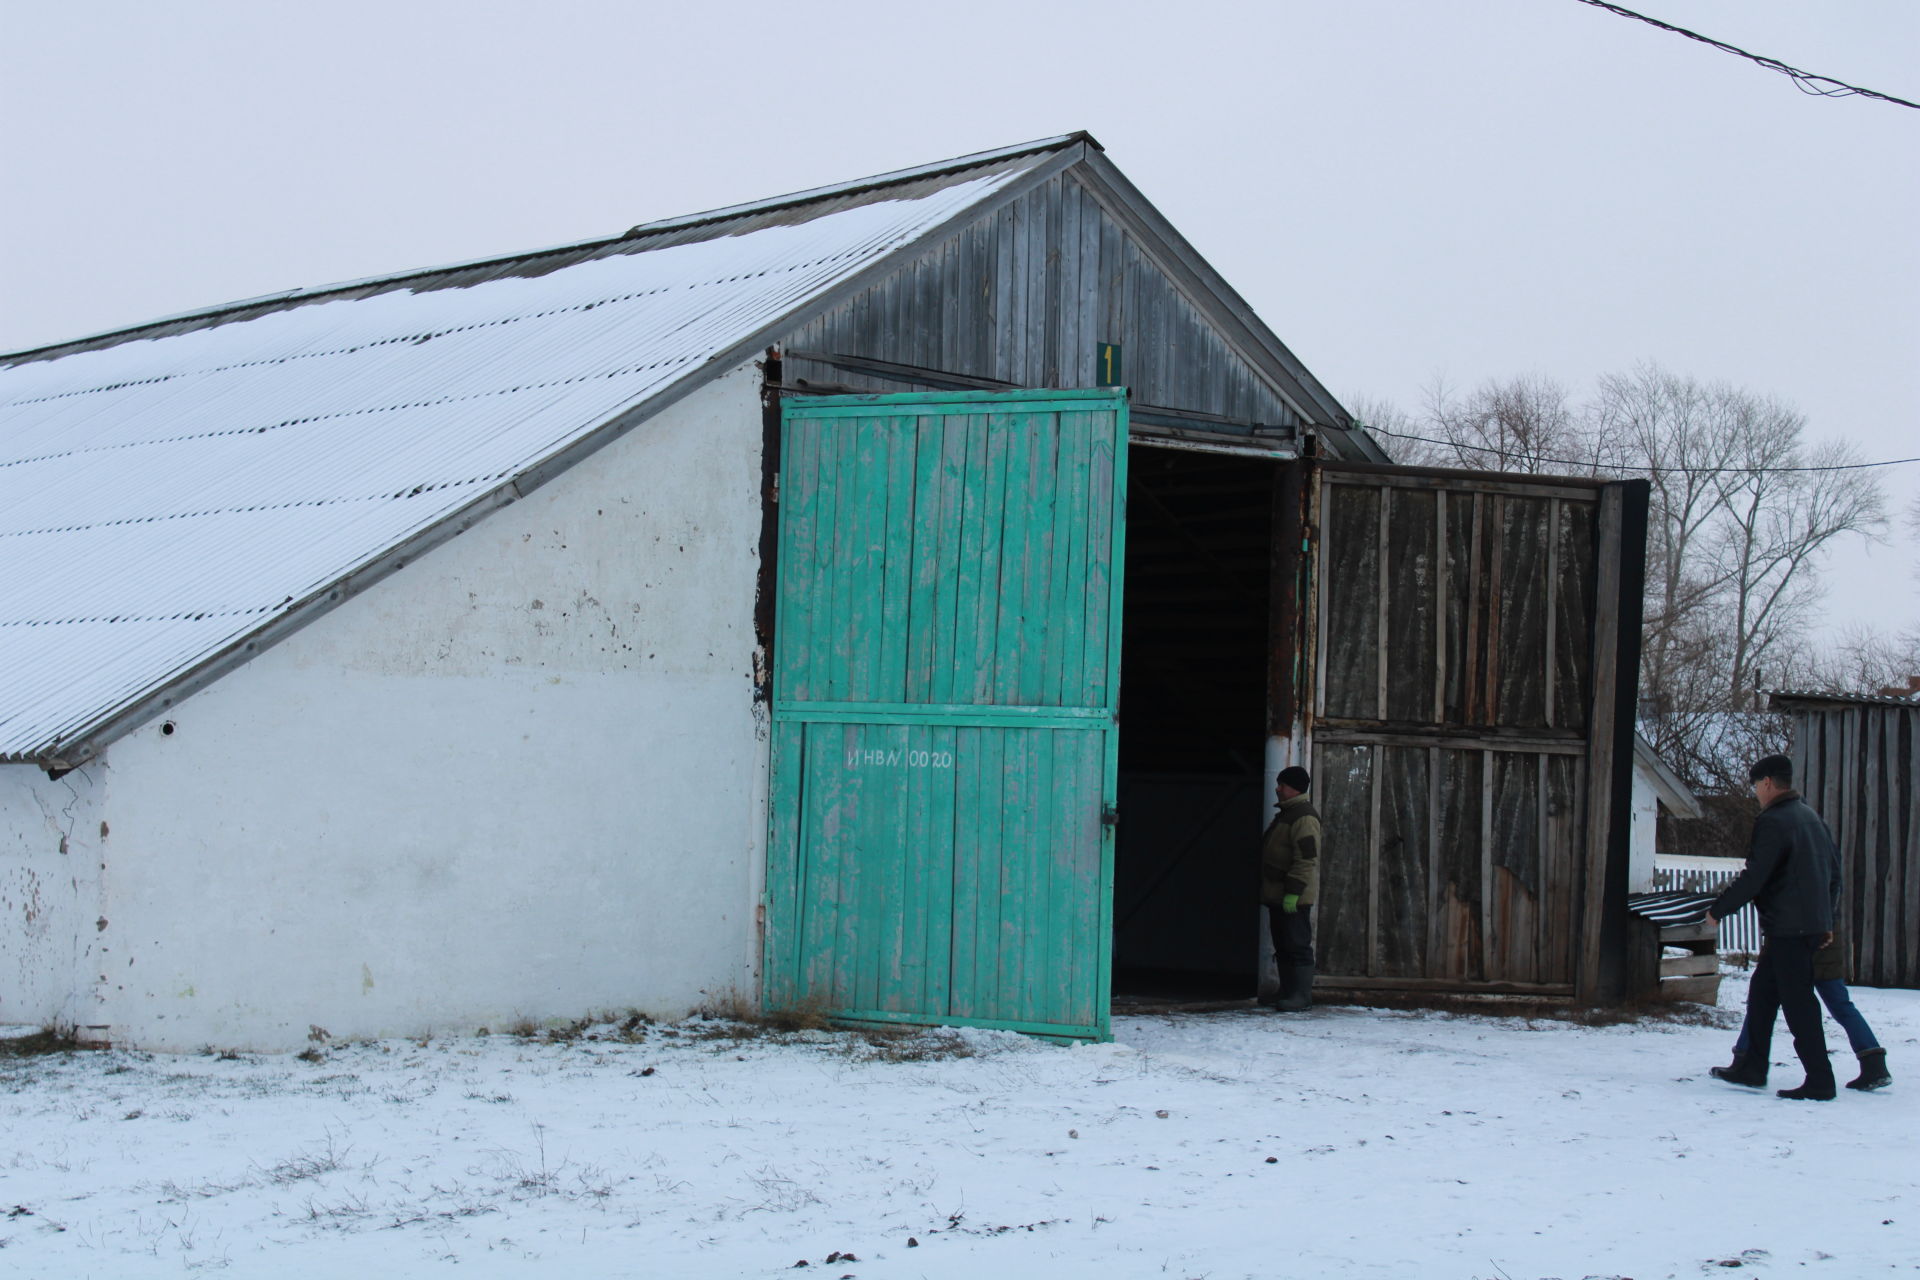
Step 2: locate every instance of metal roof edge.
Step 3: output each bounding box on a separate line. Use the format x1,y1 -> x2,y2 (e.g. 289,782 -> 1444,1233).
4,133 -> 1095,366
1768,688 -> 1920,710
1063,149 -> 1382,460
619,132 -> 1095,241
10,148 -> 1086,765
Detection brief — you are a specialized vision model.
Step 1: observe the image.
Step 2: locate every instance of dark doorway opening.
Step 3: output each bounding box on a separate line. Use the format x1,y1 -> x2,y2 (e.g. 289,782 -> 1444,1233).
1112,445 -> 1278,1003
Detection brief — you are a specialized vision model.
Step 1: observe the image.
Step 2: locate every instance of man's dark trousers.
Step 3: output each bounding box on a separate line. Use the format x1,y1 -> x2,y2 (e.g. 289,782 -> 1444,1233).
1743,934 -> 1835,1089
1268,905 -> 1314,996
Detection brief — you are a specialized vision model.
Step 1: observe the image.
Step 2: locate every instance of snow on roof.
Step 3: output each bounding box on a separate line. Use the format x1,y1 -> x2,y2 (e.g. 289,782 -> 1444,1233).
0,147 -> 1055,764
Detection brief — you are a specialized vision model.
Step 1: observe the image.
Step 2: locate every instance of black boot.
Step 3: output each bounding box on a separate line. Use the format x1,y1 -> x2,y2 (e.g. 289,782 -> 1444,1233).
1273,963 -> 1314,1012
1777,1078 -> 1837,1101
1709,1056 -> 1768,1088
1260,963 -> 1296,1009
1846,1049 -> 1891,1092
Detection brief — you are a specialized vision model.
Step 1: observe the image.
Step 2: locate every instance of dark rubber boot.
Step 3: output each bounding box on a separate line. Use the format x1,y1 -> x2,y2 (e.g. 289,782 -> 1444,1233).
1777,1079 -> 1837,1101
1273,964 -> 1314,1012
1260,963 -> 1296,1010
1846,1049 -> 1891,1092
1709,1057 -> 1768,1088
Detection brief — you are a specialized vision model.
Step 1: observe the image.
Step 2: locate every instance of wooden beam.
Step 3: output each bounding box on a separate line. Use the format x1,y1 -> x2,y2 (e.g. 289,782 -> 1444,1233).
1576,485 -> 1626,1003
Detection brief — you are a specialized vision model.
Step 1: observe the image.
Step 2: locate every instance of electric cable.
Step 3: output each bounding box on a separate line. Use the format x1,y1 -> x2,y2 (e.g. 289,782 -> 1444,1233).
1572,0 -> 1920,109
1357,423 -> 1920,476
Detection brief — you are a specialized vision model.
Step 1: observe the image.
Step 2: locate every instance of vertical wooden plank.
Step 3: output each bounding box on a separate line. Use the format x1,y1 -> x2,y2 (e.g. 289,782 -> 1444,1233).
973,414 -> 1013,703
1001,200 -> 1024,385
1095,400 -> 1127,1041
1426,745 -> 1442,975
1377,486 -> 1391,721
1434,491 -> 1447,726
823,416 -> 860,701
1042,176 -> 1063,386
1861,708 -> 1880,982
1879,709 -> 1898,987
1054,413 -> 1091,707
1368,742 -> 1382,977
1082,410 -> 1119,708
1077,177 -> 1101,386
1537,752 -> 1551,980
1314,473 -> 1333,719
1024,729 -> 1057,1024
903,413 -> 942,701
762,720 -> 807,1007
1375,746 -> 1430,977
1464,493 -> 1485,725
1481,748 -> 1494,982
773,414 -> 811,701
969,728 -> 1009,1017
1576,485 -> 1626,1003
809,723 -> 857,1004
1435,749 -> 1485,980
1311,743 -> 1372,978
877,415 -> 917,702
1902,710 -> 1920,988
948,725 -> 982,1018
1000,409 -> 1034,705
1544,497 -> 1559,728
1015,411 -> 1060,705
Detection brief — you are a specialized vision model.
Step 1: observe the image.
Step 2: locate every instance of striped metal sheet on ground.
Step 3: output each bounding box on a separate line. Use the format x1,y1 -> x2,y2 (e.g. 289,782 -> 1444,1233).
0,155 -> 1048,761
1626,890 -> 1717,926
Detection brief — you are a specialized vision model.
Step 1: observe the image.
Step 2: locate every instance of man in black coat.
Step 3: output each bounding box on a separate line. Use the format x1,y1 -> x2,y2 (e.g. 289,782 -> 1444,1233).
1707,754 -> 1844,1101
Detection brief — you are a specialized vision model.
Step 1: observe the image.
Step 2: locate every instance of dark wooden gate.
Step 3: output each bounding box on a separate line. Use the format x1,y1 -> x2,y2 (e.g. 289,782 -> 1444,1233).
1306,465 -> 1644,1000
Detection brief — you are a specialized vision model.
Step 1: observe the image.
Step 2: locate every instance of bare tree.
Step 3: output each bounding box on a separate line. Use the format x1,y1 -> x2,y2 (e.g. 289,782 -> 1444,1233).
1711,433 -> 1887,702
1593,365 -> 1743,718
1792,623 -> 1920,695
1417,375 -> 1608,475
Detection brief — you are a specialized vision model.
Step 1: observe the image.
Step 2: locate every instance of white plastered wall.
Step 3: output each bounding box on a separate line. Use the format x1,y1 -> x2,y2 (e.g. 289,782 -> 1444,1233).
1628,765 -> 1659,893
0,763 -> 108,1032
91,363 -> 768,1051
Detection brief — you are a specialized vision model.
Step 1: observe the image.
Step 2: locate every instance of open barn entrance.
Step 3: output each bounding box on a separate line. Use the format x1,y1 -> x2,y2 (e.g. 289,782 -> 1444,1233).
1112,445 -> 1279,1003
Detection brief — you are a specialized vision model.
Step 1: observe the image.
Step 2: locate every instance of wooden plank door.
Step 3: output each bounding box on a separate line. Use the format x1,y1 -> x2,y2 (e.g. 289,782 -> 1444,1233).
765,389 -> 1128,1040
1306,465 -> 1645,1000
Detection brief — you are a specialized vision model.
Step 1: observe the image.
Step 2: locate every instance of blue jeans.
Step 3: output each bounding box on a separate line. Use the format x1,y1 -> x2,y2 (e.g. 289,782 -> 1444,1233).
1733,977 -> 1881,1057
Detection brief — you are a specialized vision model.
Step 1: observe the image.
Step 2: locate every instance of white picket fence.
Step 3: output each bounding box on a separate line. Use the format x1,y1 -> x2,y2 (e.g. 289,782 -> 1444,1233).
1650,859 -> 1760,955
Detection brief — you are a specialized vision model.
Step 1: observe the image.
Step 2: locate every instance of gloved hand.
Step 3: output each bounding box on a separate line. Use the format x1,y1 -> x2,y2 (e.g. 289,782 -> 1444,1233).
1281,894 -> 1300,915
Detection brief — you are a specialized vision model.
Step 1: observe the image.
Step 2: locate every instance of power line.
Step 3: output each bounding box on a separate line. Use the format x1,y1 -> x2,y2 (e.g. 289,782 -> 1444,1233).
1358,424 -> 1920,476
1572,0 -> 1920,110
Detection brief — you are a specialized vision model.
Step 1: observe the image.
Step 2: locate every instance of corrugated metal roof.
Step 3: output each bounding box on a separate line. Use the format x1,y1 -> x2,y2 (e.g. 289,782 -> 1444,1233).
1768,688 -> 1920,710
0,145 -> 1062,763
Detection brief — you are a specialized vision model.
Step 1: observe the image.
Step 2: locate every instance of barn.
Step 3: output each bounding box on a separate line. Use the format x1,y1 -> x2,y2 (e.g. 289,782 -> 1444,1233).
1,133 -> 1649,1050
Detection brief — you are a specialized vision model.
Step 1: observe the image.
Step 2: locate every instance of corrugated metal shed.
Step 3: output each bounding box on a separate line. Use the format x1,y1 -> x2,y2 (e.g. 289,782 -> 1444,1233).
0,143 -> 1059,764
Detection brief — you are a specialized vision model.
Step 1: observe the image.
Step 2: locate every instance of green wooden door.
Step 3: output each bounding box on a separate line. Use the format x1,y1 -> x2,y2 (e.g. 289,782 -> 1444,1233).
765,389 -> 1128,1041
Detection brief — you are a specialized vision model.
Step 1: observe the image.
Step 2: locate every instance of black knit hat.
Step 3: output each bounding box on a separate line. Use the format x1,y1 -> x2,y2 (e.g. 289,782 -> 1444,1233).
1277,766 -> 1312,793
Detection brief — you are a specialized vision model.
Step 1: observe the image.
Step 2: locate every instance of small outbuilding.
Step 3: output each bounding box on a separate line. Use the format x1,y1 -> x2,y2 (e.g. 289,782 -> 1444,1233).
1,134 -> 1649,1049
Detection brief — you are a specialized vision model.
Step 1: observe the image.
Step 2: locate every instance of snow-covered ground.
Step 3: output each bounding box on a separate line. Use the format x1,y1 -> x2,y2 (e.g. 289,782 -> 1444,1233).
3,971 -> 1914,1279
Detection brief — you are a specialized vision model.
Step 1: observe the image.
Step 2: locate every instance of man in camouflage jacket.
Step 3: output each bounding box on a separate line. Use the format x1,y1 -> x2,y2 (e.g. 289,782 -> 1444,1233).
1261,765 -> 1321,1012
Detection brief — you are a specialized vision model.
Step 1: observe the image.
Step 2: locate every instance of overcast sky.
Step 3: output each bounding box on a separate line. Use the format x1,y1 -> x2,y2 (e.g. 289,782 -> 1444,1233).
4,0 -> 1916,644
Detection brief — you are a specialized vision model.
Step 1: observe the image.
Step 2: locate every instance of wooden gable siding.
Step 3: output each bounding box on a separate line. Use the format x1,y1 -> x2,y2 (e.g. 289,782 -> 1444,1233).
778,170 -> 1305,434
